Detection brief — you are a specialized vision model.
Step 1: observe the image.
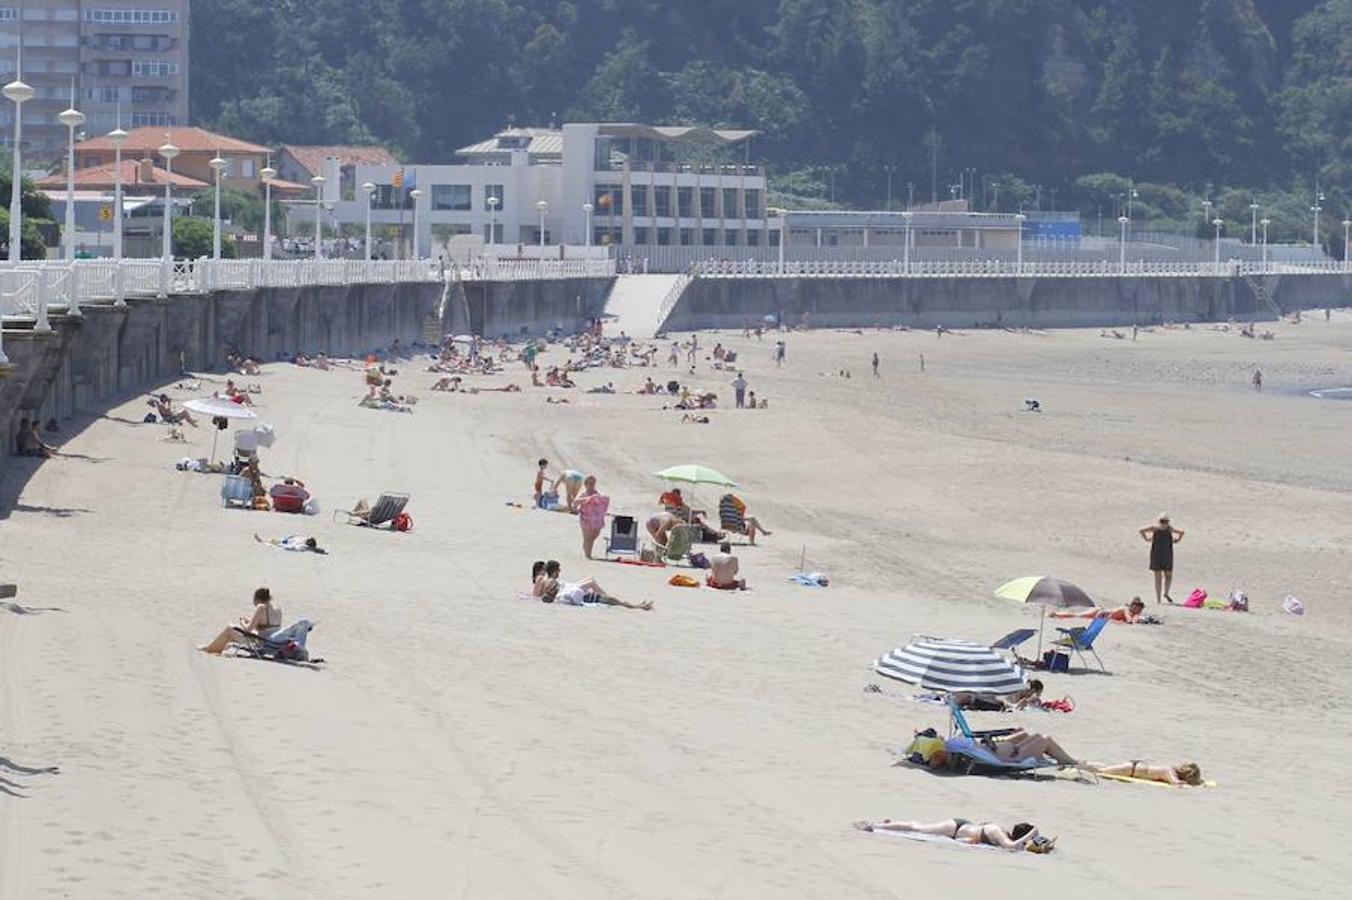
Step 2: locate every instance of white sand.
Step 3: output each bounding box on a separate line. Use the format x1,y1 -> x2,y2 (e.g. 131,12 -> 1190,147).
3,315 -> 1352,898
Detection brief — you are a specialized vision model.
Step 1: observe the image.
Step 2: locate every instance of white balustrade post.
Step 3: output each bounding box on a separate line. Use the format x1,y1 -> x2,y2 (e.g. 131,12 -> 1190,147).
35,266 -> 50,332
68,263 -> 82,317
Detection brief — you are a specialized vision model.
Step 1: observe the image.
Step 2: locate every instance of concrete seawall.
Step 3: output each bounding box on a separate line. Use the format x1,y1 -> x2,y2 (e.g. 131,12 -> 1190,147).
448,277 -> 615,338
1,281 -> 444,464
666,273 -> 1352,331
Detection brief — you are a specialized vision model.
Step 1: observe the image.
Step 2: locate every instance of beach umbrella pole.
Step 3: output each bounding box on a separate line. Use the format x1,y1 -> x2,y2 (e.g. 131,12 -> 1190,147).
1036,606 -> 1045,660
211,428 -> 220,465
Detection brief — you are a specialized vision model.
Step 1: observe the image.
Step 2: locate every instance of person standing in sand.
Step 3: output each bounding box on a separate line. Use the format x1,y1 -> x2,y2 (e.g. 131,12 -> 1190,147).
1140,515 -> 1184,603
871,352 -> 879,377
533,458 -> 550,506
732,372 -> 748,408
1252,369 -> 1263,391
576,476 -> 610,559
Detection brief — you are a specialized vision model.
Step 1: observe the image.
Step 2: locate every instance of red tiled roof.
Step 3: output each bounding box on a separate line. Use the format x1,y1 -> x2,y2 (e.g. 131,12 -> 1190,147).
267,177 -> 313,196
76,126 -> 271,155
281,144 -> 397,176
34,160 -> 209,190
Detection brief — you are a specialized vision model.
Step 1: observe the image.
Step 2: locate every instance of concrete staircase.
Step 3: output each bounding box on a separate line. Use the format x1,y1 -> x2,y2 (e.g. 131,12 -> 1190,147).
603,273 -> 683,338
1243,273 -> 1282,319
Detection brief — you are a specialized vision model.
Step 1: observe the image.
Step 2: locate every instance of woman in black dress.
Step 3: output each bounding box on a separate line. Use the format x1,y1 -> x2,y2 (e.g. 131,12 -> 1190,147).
1139,514 -> 1185,603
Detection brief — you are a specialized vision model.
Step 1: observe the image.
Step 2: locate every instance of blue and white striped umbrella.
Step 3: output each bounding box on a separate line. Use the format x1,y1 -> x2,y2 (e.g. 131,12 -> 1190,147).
873,635 -> 1028,695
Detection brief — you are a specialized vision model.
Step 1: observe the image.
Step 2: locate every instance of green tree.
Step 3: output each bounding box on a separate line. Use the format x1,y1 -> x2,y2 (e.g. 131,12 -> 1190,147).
0,161 -> 55,258
174,216 -> 236,259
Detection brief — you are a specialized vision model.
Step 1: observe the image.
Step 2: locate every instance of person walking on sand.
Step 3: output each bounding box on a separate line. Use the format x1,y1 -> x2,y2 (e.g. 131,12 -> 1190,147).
872,352 -> 879,377
1252,369 -> 1263,392
732,371 -> 748,408
919,353 -> 925,372
1140,514 -> 1184,604
774,340 -> 786,367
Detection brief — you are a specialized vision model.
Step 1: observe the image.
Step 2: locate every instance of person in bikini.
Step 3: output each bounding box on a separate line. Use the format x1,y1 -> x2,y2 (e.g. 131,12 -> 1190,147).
1090,761 -> 1204,785
853,818 -> 1049,852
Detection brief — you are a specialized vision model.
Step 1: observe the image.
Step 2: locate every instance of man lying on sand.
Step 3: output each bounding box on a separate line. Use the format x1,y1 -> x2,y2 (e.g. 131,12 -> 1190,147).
255,534 -> 327,554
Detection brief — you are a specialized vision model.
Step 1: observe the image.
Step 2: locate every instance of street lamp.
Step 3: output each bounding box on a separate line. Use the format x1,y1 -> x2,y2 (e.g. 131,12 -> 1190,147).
57,86 -> 85,261
537,199 -> 548,249
486,194 -> 499,245
1013,212 -> 1026,273
362,181 -> 375,261
769,207 -> 787,274
159,137 -> 179,266
1260,218 -> 1270,271
1202,199 -> 1212,231
209,152 -> 227,260
1118,215 -> 1130,273
582,202 -> 593,246
902,210 -> 914,274
4,58 -> 34,267
109,121 -> 127,263
261,159 -> 276,261
1312,192 -> 1325,249
1212,218 -> 1224,272
311,174 -> 325,260
1249,201 -> 1259,245
408,188 -> 422,259
1343,219 -> 1351,272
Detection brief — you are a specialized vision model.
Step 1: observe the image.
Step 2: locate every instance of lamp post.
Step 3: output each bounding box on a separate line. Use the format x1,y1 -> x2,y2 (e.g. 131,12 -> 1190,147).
409,187 -> 422,259
1212,218 -> 1223,273
159,137 -> 179,265
1343,219 -> 1351,273
1249,201 -> 1259,245
582,202 -> 593,246
261,159 -> 276,261
209,152 -> 227,260
110,121 -> 126,263
1118,215 -> 1129,273
1013,212 -> 1025,273
57,86 -> 85,261
1312,190 -> 1324,250
884,165 -> 896,210
362,181 -> 375,261
537,199 -> 548,249
1260,218 -> 1270,271
769,207 -> 786,274
4,57 -> 34,267
1202,199 -> 1212,232
310,175 -> 325,260
487,194 -> 499,245
902,210 -> 913,274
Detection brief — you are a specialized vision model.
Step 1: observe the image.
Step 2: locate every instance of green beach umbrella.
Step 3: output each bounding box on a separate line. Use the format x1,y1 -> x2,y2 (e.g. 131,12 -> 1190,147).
653,464 -> 738,487
995,576 -> 1097,658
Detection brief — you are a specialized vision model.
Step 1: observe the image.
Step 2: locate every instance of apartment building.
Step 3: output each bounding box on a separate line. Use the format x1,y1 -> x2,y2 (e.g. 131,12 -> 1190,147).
0,1 -> 189,164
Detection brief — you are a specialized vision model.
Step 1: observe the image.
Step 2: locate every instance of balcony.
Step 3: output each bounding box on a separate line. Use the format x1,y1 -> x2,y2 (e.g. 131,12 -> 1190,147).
606,161 -> 764,178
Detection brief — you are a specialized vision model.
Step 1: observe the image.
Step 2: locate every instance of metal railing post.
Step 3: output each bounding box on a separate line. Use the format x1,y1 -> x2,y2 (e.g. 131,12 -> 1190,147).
34,266 -> 51,331
68,262 -> 82,317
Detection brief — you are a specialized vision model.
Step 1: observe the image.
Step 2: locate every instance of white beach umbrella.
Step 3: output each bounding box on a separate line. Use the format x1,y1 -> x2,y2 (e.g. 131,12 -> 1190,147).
872,635 -> 1029,695
184,397 -> 257,463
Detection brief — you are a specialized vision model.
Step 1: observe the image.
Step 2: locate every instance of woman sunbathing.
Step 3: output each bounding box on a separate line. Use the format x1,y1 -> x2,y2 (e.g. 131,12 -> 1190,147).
1091,761 -> 1204,785
984,729 -> 1079,766
853,818 -> 1050,852
949,680 -> 1043,711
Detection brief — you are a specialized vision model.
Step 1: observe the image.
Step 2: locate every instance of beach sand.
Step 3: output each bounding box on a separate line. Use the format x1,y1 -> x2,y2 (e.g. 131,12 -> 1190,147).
3,314 -> 1351,898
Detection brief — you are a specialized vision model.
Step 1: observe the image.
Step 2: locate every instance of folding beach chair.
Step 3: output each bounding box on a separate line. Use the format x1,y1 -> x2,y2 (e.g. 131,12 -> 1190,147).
605,515 -> 640,559
1052,616 -> 1108,671
336,492 -> 409,529
227,619 -> 320,664
221,474 -> 254,508
947,697 -> 1018,742
662,524 -> 699,562
941,736 -> 1058,777
991,628 -> 1037,652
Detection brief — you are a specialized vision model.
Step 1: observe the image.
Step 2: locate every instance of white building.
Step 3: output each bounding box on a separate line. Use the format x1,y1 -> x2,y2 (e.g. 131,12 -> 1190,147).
325,123 -> 778,258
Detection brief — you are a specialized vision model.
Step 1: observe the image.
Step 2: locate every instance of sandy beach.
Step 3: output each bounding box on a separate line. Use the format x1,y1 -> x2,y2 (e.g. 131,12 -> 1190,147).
3,313 -> 1352,898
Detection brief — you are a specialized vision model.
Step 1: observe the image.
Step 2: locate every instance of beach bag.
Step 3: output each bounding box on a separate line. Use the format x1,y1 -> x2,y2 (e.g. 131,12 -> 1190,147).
143,412 -> 158,423
1041,650 -> 1070,673
1184,588 -> 1207,608
905,731 -> 948,768
302,498 -> 321,516
392,512 -> 413,532
667,574 -> 700,588
1228,590 -> 1249,612
1282,595 -> 1305,615
688,552 -> 710,569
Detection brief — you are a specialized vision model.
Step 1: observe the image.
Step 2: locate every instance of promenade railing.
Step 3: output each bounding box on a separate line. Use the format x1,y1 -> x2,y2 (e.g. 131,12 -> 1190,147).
690,258 -> 1350,279
458,257 -> 617,281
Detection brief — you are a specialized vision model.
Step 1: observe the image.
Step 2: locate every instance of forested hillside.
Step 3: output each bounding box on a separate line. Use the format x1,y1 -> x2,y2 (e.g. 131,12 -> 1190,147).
191,0 -> 1350,246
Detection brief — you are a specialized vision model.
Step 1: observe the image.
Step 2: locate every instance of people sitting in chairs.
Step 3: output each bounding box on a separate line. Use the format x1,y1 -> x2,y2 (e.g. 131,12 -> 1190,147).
718,493 -> 772,545
1090,761 -> 1204,785
151,393 -> 198,427
708,542 -> 747,590
985,729 -> 1080,766
198,587 -> 282,654
853,818 -> 1051,852
534,560 -> 652,610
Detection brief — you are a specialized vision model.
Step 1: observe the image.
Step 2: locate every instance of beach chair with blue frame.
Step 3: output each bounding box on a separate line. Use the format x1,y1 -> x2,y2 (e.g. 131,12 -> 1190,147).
1052,616 -> 1108,671
991,628 -> 1037,652
940,697 -> 1058,776
221,474 -> 254,508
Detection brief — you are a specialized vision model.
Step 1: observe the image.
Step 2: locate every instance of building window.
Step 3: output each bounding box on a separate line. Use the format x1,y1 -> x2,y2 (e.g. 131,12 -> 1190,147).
725,230 -> 739,246
769,230 -> 780,247
699,188 -> 715,216
431,184 -> 472,211
654,186 -> 671,218
677,187 -> 693,218
632,189 -> 648,217
132,59 -> 178,78
373,184 -> 413,210
0,10 -> 16,21
484,184 -> 504,211
240,159 -> 256,178
594,184 -> 621,216
657,228 -> 671,246
484,224 -> 503,242
745,189 -> 761,219
634,227 -> 649,245
130,111 -> 174,126
723,189 -> 738,217
85,86 -> 120,103
595,227 -> 620,246
747,231 -> 760,247
679,228 -> 692,246
702,228 -> 717,246
85,9 -> 178,24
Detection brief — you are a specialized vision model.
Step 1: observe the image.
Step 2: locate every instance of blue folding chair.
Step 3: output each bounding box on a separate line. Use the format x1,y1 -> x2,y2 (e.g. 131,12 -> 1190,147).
221,474 -> 254,508
947,697 -> 1018,741
991,628 -> 1037,652
1053,616 -> 1108,671
941,736 -> 1059,777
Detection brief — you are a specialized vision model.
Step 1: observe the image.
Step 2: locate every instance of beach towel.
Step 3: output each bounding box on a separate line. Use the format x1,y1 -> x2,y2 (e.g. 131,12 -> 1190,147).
867,829 -> 1039,853
791,572 -> 829,587
668,574 -> 700,588
1095,771 -> 1218,788
614,558 -> 667,568
705,574 -> 741,591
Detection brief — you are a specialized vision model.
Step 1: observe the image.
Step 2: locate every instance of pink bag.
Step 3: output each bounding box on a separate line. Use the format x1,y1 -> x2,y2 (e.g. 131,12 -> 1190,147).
1184,588 -> 1207,608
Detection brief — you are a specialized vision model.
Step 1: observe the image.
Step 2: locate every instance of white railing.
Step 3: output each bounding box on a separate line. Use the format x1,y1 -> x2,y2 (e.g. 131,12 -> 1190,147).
655,271 -> 694,331
458,257 -> 617,281
693,257 -> 1352,279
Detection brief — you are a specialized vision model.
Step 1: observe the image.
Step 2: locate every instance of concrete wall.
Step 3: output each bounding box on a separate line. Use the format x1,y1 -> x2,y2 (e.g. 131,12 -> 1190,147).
1,281 -> 444,464
452,277 -> 614,338
665,272 -> 1352,331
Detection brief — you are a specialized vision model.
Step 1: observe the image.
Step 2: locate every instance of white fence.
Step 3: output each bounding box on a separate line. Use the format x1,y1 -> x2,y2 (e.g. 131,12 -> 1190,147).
457,257 -> 617,282
1,258 -> 442,322
692,258 -> 1351,279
